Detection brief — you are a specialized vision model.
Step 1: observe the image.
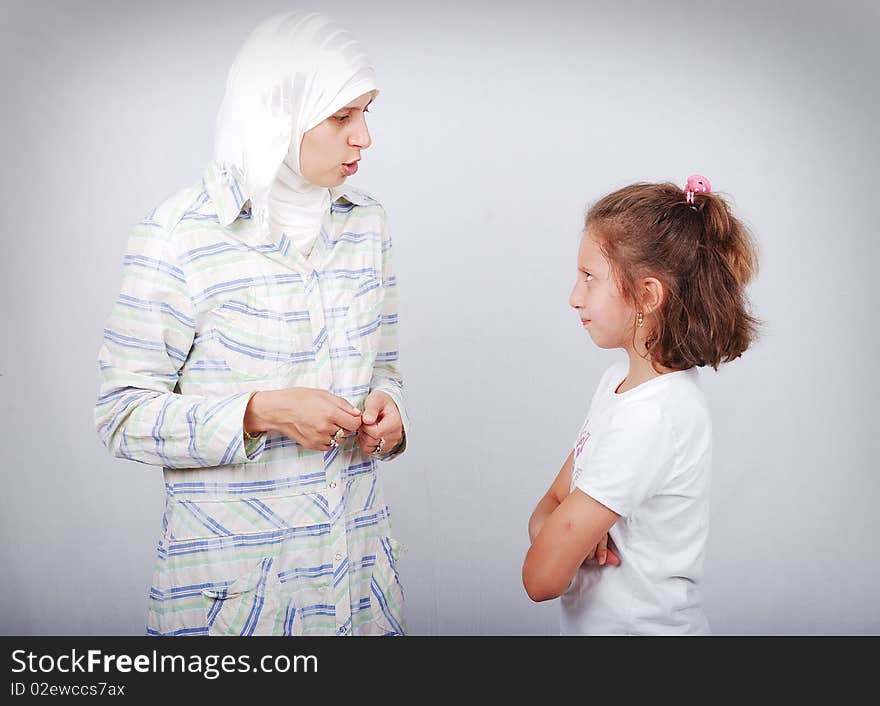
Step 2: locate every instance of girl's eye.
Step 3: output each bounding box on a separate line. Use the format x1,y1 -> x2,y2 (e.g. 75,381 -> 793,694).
583,272 -> 593,282
335,113 -> 351,123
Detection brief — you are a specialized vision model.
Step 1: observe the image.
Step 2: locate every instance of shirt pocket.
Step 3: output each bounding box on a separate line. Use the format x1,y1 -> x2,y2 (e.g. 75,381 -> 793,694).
202,557 -> 283,636
200,546 -> 335,636
350,534 -> 406,636
345,275 -> 383,359
199,283 -> 310,380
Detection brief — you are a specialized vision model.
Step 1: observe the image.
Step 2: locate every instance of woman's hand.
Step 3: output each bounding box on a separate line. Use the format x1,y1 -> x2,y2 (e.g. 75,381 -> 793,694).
356,390 -> 403,457
244,388 -> 363,451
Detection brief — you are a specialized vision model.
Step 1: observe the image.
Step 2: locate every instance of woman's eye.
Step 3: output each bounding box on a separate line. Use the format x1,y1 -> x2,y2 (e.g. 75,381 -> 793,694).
583,272 -> 593,282
335,113 -> 351,122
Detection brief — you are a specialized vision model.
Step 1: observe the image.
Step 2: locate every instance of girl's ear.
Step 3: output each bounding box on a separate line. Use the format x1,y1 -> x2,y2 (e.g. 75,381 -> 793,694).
642,277 -> 665,315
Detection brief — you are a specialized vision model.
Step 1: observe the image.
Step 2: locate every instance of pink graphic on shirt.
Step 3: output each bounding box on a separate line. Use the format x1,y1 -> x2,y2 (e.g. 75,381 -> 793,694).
575,424 -> 591,459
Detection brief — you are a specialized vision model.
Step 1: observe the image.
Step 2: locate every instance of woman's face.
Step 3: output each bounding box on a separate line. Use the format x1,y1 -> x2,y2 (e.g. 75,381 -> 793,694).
299,91 -> 376,187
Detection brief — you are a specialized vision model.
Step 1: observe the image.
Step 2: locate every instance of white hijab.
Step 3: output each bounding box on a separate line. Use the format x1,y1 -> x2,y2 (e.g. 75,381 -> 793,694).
213,11 -> 377,254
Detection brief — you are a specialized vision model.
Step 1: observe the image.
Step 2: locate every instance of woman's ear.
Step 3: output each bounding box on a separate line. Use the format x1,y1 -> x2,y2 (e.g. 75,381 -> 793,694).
642,277 -> 665,315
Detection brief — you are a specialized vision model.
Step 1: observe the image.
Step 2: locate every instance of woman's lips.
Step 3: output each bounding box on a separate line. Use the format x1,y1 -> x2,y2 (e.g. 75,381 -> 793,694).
581,319 -> 591,327
341,160 -> 359,176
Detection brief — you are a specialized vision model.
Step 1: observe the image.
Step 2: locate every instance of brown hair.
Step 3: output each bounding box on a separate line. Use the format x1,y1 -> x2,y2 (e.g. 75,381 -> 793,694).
585,182 -> 759,370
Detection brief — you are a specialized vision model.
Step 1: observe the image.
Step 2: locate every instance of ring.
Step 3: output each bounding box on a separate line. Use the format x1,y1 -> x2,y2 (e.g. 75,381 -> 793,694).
329,427 -> 345,449
372,436 -> 386,456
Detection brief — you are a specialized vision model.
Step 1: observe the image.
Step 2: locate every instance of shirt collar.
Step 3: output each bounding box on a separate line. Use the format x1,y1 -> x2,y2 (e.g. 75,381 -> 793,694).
203,161 -> 372,227
330,184 -> 374,207
202,162 -> 250,227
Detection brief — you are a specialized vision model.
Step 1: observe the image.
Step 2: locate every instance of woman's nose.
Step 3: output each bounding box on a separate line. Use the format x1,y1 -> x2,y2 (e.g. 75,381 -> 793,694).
349,117 -> 372,149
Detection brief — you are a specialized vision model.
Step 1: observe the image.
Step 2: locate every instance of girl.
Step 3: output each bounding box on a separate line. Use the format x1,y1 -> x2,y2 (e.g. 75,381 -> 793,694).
522,176 -> 758,635
95,12 -> 409,636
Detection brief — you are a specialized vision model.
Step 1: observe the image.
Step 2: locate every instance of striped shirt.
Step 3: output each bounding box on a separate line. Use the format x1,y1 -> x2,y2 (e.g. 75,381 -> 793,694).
95,161 -> 409,636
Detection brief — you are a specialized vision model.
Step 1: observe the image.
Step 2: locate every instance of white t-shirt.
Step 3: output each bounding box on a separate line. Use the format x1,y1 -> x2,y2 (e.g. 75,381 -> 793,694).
560,360 -> 713,635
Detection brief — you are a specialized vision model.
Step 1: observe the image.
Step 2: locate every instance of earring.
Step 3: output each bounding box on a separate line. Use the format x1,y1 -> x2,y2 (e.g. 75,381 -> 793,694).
636,311 -> 644,327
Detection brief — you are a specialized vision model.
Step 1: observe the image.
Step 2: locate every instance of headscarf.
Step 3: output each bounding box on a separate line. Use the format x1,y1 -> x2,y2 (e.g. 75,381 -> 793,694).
213,11 -> 377,254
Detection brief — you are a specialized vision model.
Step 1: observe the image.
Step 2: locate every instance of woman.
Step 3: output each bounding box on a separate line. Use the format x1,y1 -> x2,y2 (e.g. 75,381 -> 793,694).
95,11 -> 409,636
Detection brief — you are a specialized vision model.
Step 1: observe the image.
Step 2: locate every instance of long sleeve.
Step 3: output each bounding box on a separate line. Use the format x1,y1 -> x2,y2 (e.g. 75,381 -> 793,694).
369,219 -> 411,460
94,217 -> 261,469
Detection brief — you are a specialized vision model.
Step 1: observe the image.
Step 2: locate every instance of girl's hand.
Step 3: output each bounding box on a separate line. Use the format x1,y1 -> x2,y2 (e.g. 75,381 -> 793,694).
583,533 -> 621,567
244,388 -> 363,451
357,390 -> 403,457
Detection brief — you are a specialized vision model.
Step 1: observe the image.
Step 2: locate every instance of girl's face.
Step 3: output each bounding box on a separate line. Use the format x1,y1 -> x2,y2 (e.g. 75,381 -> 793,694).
569,229 -> 638,350
299,91 -> 376,187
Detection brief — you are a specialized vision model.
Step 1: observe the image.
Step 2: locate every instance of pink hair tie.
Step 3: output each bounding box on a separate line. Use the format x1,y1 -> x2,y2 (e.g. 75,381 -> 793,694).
685,174 -> 711,205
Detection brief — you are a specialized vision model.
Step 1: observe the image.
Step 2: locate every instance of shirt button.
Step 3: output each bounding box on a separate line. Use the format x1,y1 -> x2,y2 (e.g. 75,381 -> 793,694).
335,553 -> 343,561
338,626 -> 347,635
329,481 -> 337,489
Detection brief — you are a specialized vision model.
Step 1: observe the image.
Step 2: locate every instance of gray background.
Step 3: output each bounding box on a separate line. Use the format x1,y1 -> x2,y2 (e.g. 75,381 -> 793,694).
2,0 -> 878,635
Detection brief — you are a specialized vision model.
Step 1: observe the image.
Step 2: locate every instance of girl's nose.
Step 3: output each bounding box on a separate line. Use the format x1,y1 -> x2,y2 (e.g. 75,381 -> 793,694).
569,285 -> 583,310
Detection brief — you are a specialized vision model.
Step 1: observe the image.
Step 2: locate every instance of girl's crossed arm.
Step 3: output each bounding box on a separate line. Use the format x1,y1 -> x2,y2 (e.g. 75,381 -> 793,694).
528,452 -> 576,543
523,453 -> 620,602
